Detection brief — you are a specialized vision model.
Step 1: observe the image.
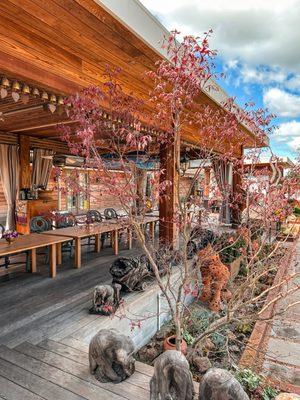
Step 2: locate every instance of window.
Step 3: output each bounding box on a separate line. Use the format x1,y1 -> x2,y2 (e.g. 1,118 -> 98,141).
66,170 -> 89,213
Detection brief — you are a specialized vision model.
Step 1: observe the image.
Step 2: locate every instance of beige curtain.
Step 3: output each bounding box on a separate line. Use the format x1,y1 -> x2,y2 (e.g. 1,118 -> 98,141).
32,149 -> 54,189
0,144 -> 19,230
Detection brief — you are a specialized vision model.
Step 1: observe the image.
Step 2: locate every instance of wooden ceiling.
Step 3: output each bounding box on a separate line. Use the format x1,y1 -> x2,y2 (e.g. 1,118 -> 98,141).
0,0 -> 266,154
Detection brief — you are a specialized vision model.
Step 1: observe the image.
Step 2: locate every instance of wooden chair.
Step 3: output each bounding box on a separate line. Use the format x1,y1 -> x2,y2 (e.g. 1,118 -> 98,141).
30,216 -> 52,264
55,212 -> 75,258
104,208 -> 119,220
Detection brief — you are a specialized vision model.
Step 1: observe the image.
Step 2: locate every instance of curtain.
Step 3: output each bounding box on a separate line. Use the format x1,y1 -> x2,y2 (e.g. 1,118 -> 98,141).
212,159 -> 233,225
31,149 -> 54,189
0,144 -> 19,230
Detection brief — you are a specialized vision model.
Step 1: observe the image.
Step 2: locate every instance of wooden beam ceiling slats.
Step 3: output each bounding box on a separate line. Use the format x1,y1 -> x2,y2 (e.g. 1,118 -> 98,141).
1,1 -> 156,102
0,0 -> 266,150
0,51 -> 82,95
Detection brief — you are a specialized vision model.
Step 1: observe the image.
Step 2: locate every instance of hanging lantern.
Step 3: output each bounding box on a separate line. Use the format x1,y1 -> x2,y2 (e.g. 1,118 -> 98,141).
12,81 -> 21,91
22,84 -> 30,95
32,88 -> 40,97
50,94 -> 57,103
41,91 -> 49,101
180,153 -> 191,176
57,96 -> 64,106
1,77 -> 10,88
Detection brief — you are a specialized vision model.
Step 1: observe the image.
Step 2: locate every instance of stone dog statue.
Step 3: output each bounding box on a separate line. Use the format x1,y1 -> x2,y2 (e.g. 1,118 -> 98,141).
150,350 -> 195,400
89,283 -> 122,315
89,329 -> 135,383
199,368 -> 249,400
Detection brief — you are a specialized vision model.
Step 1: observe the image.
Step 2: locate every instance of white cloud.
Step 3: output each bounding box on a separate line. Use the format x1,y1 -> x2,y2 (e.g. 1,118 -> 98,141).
263,88 -> 300,118
140,0 -> 300,74
275,120 -> 300,150
240,66 -> 287,85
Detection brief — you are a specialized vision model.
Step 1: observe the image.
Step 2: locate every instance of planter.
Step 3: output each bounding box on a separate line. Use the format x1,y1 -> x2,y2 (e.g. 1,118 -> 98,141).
163,335 -> 187,354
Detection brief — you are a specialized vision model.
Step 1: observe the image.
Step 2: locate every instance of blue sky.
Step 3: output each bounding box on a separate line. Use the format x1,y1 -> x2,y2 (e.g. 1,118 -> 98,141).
140,0 -> 300,161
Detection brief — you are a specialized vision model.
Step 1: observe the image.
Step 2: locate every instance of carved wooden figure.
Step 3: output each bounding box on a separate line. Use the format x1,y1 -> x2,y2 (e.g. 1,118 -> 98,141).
198,244 -> 231,312
90,283 -> 122,315
89,329 -> 135,383
150,350 -> 195,400
199,368 -> 249,400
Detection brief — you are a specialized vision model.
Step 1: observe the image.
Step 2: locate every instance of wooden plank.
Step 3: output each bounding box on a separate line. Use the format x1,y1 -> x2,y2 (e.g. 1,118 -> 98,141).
38,339 -> 153,378
0,297 -> 93,348
38,339 -> 200,394
15,342 -> 149,400
0,355 -> 82,400
0,375 -> 44,400
0,345 -> 123,400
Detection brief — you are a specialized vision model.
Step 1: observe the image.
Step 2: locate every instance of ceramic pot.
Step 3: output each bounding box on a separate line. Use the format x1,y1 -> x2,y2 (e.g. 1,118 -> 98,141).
163,335 -> 187,354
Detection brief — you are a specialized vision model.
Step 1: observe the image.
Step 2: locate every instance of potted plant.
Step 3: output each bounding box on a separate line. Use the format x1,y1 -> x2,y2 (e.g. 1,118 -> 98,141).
2,230 -> 19,244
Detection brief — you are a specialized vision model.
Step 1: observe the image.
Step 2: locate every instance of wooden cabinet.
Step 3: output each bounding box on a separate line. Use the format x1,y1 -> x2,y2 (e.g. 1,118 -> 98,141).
16,198 -> 58,234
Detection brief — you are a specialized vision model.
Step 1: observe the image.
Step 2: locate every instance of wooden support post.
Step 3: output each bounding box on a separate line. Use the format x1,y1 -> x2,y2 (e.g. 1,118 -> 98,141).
31,248 -> 36,273
232,149 -> 244,228
150,221 -> 155,240
204,168 -> 211,198
95,234 -> 101,253
127,228 -> 132,250
57,243 -> 62,265
113,230 -> 119,255
50,244 -> 57,278
74,238 -> 81,268
136,168 -> 147,214
19,135 -> 31,189
159,138 -> 180,249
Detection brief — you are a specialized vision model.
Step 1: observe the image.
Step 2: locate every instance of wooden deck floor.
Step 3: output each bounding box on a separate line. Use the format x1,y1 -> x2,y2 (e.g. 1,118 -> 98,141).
0,241 -> 159,399
0,238 -> 201,399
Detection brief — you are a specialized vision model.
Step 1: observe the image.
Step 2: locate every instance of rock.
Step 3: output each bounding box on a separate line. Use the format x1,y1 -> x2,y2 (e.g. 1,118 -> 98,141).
275,394 -> 300,400
138,346 -> 158,363
199,368 -> 249,399
193,356 -> 212,374
186,348 -> 211,373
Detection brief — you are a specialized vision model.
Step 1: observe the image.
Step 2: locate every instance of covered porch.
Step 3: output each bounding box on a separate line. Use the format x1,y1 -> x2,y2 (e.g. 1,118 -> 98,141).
0,0 -> 264,279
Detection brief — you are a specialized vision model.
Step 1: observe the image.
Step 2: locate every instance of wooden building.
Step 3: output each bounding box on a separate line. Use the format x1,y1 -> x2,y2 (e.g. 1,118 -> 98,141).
0,0 -> 268,242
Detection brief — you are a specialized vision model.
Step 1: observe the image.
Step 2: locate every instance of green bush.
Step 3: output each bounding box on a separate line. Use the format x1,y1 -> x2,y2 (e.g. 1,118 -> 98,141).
235,369 -> 261,392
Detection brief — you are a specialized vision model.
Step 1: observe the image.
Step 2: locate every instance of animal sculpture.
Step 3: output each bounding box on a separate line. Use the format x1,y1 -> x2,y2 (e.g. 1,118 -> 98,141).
150,350 -> 195,400
89,329 -> 135,383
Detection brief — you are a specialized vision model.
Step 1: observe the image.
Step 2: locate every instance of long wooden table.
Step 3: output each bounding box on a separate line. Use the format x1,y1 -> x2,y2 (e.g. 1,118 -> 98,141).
0,233 -> 70,278
41,216 -> 159,269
